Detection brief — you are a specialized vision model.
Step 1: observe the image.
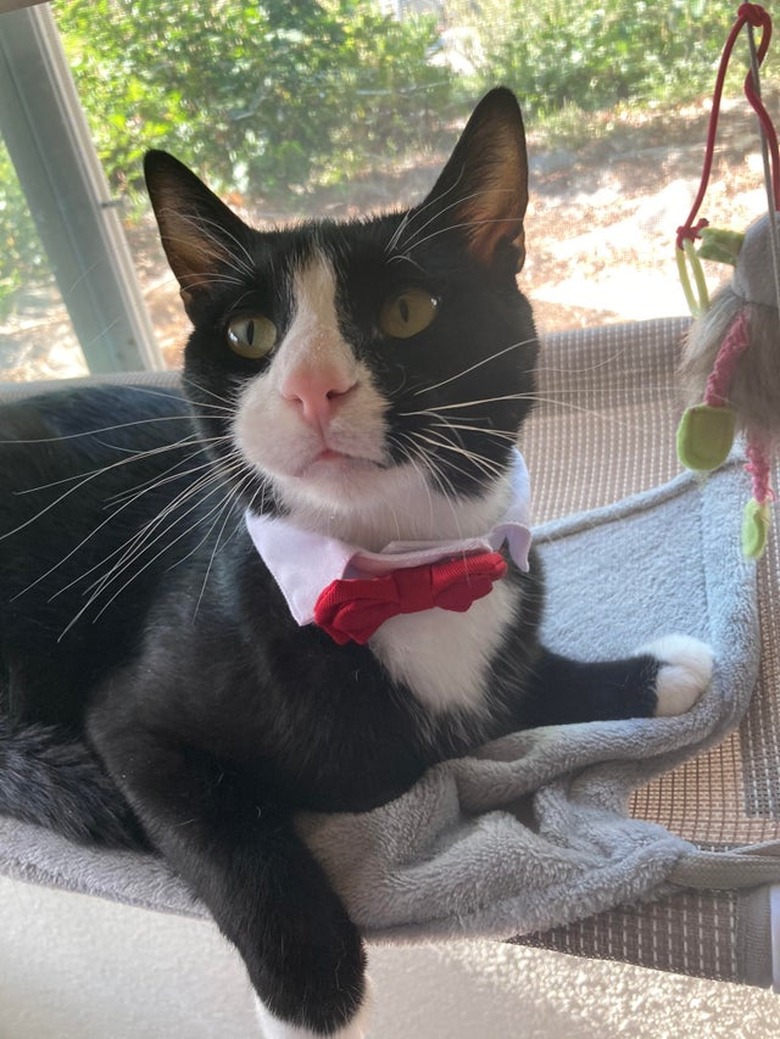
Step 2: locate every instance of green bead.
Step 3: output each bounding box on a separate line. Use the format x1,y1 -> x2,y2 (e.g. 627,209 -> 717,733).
742,499 -> 771,560
697,227 -> 745,266
676,404 -> 736,471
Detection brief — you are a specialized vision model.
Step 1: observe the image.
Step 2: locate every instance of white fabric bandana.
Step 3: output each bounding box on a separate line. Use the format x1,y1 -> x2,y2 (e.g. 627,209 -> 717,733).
244,448 -> 532,626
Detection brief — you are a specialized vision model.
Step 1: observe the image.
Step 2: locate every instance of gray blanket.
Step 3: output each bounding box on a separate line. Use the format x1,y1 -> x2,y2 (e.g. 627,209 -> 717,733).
0,458 -> 760,942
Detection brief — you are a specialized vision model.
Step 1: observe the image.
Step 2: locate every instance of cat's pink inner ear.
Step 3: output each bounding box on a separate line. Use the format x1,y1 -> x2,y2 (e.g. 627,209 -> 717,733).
456,121 -> 528,271
153,198 -> 233,305
423,90 -> 529,272
145,152 -> 247,309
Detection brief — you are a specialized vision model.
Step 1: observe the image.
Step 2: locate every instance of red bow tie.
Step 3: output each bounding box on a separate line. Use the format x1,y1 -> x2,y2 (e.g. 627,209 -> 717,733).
313,550 -> 508,645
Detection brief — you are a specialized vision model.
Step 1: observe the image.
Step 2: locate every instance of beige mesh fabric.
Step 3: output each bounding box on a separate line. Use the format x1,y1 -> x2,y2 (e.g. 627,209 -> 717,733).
517,889 -> 743,983
523,317 -> 687,522
2,316 -> 778,983
519,316 -> 780,984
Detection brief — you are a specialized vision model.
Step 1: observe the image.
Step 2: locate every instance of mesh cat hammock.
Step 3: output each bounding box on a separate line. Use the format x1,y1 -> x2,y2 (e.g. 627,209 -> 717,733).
3,0 -> 780,1007
1,321 -> 775,989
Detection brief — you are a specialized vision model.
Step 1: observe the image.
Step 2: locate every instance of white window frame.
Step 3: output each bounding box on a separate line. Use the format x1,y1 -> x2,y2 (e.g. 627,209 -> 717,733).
0,2 -> 162,373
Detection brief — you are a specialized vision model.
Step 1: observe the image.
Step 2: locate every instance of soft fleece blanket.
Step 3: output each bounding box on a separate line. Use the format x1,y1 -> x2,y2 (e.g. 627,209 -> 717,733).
0,459 -> 760,942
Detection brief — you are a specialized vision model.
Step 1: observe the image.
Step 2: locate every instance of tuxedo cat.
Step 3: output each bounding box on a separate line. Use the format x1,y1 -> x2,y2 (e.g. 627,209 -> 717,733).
0,89 -> 711,1038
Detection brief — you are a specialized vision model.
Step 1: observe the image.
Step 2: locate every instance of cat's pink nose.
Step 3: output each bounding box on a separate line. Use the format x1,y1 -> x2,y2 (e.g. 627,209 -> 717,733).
280,362 -> 356,429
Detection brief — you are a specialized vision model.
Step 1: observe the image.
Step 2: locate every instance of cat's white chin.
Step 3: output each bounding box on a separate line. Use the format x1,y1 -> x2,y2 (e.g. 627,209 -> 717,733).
273,456 -> 425,534
275,460 -> 512,551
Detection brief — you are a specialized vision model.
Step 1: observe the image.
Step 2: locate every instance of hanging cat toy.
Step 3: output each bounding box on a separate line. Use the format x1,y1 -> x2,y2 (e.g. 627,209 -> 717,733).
676,2 -> 779,559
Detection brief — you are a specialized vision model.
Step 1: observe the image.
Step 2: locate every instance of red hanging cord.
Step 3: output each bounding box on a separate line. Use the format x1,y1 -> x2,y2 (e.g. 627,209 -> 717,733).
676,3 -> 777,252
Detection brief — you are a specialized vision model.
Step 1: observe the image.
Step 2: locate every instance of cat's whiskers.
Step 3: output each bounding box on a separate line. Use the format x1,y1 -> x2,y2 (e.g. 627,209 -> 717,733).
402,215 -> 523,257
385,210 -> 413,258
393,187 -> 514,258
357,482 -> 405,547
386,252 -> 428,273
534,348 -> 632,377
179,376 -> 236,404
245,476 -> 273,520
430,421 -> 518,444
62,258 -> 108,301
400,423 -> 499,501
426,420 -> 518,481
160,210 -> 256,277
410,338 -> 538,398
178,274 -> 247,293
12,427 -> 234,500
405,390 -> 632,428
389,430 -> 465,539
0,432 -> 232,540
191,469 -> 257,620
129,455 -> 253,629
416,409 -> 505,481
403,392 -> 532,412
403,404 -> 519,443
62,455 -> 249,636
13,448 -> 225,605
0,413 -> 225,451
103,445 -> 227,510
417,449 -> 471,541
387,434 -> 439,534
413,430 -> 505,486
419,409 -> 467,450
384,162 -> 467,256
86,456 -> 243,600
77,492 -> 232,635
111,383 -> 234,415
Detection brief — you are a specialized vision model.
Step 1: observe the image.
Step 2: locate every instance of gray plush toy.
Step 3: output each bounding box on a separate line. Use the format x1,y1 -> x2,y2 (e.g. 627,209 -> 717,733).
677,212 -> 779,558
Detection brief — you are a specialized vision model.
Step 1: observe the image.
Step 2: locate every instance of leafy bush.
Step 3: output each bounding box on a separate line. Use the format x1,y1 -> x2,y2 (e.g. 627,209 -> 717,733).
1,0 -> 768,316
0,143 -> 50,314
55,0 -> 451,197
447,0 -> 751,116
2,0 -> 449,316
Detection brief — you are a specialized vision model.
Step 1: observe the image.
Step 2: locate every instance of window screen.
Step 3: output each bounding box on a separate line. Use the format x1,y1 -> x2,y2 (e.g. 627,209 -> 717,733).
0,1 -> 773,379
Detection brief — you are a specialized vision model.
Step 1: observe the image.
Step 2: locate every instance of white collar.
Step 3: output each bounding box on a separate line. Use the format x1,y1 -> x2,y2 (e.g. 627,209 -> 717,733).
245,448 -> 532,626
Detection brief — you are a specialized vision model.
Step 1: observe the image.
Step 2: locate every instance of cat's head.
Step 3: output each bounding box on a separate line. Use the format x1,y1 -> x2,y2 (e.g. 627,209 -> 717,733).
145,87 -> 538,548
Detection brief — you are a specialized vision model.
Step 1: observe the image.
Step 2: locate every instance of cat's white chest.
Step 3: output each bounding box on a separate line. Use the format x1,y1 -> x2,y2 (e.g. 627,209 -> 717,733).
369,580 -> 517,717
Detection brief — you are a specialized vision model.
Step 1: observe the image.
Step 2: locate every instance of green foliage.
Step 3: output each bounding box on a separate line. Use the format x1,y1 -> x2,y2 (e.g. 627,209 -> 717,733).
0,143 -> 49,317
448,0 -> 750,116
2,0 -> 448,316
54,0 -> 450,197
2,0 -> 770,316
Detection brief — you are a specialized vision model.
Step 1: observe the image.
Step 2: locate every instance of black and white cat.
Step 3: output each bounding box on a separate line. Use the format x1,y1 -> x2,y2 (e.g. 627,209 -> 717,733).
0,89 -> 711,1038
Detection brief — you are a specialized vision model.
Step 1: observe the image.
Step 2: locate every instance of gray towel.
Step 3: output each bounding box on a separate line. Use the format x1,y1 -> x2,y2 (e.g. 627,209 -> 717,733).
0,458 -> 759,942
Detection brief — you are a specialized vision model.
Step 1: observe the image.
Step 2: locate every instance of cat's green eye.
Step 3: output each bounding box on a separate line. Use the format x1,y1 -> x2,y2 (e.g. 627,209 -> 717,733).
226,315 -> 277,359
379,288 -> 438,340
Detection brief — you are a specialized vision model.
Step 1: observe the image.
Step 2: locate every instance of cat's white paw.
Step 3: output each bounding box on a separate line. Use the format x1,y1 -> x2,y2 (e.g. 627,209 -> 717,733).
641,635 -> 714,717
254,990 -> 370,1039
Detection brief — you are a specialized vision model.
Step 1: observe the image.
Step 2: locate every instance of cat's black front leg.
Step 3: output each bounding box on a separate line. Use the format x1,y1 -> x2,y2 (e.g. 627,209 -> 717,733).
88,708 -> 367,1039
521,635 -> 713,728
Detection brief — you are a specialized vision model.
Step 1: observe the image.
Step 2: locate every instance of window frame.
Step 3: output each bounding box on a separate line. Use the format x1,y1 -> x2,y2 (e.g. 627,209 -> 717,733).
0,2 -> 161,374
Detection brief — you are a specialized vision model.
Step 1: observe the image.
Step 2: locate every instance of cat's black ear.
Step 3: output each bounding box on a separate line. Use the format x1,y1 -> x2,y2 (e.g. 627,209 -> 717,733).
419,88 -> 529,270
144,151 -> 251,313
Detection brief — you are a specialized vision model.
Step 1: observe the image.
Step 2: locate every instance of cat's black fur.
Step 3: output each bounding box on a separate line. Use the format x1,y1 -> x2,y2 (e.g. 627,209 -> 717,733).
0,90 -> 704,1037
